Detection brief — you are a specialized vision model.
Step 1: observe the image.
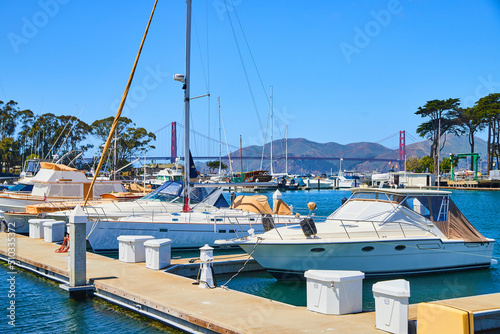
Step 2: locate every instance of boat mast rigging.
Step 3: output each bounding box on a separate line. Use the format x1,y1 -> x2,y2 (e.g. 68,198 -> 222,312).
182,0 -> 192,212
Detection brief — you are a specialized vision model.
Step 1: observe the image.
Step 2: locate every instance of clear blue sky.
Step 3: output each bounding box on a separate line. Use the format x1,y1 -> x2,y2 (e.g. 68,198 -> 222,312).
1,0 -> 500,158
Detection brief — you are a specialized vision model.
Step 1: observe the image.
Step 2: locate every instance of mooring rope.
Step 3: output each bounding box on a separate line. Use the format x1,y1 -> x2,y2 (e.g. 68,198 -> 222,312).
221,237 -> 263,289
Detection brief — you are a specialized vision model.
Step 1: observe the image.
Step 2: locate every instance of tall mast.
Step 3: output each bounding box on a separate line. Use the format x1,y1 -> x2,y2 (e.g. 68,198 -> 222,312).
240,135 -> 243,176
270,86 -> 274,176
218,97 -> 222,178
285,124 -> 288,175
183,0 -> 192,212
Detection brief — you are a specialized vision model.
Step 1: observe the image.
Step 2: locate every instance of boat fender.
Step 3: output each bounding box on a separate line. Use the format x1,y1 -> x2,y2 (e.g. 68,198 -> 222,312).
300,218 -> 317,237
262,214 -> 275,232
341,197 -> 348,205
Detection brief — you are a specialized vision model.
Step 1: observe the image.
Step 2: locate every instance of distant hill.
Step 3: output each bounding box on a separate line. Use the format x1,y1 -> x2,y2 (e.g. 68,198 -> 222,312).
219,136 -> 487,174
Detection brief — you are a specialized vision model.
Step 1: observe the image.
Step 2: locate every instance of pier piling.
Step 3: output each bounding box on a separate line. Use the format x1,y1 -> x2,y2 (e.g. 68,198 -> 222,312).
60,205 -> 94,298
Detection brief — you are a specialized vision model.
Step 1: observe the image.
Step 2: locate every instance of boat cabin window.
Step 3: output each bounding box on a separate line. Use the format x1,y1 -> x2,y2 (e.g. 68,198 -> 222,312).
141,181 -> 184,203
141,181 -> 224,205
350,191 -> 449,222
351,192 -> 381,200
403,195 -> 449,222
9,183 -> 33,192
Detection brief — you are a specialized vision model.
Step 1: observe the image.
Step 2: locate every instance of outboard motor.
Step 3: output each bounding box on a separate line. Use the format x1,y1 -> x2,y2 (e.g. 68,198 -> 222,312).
262,213 -> 275,232
300,217 -> 317,237
278,177 -> 286,189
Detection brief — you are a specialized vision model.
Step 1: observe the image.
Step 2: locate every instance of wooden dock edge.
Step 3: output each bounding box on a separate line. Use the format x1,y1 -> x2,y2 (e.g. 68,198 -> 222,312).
0,250 -> 240,334
2,233 -> 500,333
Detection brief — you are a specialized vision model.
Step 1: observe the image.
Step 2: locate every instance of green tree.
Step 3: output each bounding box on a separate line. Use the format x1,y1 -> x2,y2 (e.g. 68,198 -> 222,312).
27,113 -> 92,164
406,156 -> 434,173
206,160 -> 228,173
91,117 -> 156,172
440,157 -> 451,174
474,93 -> 500,172
15,108 -> 35,162
52,115 -> 93,164
415,98 -> 460,174
0,100 -> 35,169
0,138 -> 15,173
0,100 -> 20,140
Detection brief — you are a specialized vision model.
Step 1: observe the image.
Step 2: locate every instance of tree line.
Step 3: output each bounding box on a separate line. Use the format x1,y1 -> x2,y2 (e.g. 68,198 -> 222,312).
413,93 -> 500,174
0,100 -> 156,173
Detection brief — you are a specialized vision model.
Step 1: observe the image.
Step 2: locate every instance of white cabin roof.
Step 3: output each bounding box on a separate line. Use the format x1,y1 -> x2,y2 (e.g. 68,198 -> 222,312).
351,187 -> 450,196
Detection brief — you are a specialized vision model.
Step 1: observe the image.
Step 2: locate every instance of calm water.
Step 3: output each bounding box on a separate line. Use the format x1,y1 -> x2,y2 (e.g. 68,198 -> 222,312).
1,189 -> 499,332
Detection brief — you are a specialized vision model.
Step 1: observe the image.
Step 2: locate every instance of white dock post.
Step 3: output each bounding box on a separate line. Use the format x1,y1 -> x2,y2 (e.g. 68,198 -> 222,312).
199,244 -> 215,289
60,205 -> 94,298
272,189 -> 282,209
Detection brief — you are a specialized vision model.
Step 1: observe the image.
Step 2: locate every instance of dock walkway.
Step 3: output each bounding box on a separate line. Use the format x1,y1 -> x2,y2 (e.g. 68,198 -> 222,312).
1,233 -> 499,333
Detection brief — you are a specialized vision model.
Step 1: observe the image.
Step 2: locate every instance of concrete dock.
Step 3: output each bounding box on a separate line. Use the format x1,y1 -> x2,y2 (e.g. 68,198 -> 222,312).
1,232 -> 499,333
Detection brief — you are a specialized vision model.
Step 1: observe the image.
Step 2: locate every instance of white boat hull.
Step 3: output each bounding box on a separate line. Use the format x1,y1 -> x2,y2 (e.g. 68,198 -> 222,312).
238,238 -> 495,280
87,220 -> 283,251
305,179 -> 333,189
0,196 -> 42,213
2,212 -> 39,234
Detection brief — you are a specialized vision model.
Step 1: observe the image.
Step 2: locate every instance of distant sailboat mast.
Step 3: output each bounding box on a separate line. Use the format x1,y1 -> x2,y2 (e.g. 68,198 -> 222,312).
285,125 -> 288,176
270,86 -> 274,176
182,0 -> 192,212
218,97 -> 222,179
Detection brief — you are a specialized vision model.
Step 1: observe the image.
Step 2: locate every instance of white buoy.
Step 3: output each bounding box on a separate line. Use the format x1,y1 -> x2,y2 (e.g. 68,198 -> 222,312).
199,244 -> 215,289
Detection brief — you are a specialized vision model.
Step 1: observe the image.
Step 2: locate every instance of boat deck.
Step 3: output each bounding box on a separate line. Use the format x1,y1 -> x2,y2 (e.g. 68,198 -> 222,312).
1,233 -> 499,333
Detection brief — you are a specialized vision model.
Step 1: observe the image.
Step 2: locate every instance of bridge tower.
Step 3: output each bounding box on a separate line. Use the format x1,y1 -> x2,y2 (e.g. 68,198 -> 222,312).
399,130 -> 406,171
171,122 -> 177,163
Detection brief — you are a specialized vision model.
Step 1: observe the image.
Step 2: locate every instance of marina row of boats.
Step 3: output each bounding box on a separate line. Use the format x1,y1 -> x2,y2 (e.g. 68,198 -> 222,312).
2,0 -> 494,283
0,160 -> 496,281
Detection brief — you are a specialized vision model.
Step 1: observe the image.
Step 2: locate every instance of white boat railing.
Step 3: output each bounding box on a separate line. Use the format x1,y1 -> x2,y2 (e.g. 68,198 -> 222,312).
328,218 -> 435,240
211,212 -> 304,239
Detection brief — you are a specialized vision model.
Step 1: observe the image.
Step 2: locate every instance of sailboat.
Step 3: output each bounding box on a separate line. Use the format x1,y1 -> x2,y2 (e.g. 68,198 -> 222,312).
82,0 -> 302,251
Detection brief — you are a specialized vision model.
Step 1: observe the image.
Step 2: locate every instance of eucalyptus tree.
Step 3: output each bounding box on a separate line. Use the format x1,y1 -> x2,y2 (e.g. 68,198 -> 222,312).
415,98 -> 460,174
15,108 -> 36,160
0,100 -> 35,170
475,93 -> 500,172
91,116 -> 156,172
0,100 -> 20,140
52,115 -> 93,164
27,113 -> 92,164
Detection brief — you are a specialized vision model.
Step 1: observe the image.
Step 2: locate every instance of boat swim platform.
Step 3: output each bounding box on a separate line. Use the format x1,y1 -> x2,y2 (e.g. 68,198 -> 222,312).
1,234 -> 499,334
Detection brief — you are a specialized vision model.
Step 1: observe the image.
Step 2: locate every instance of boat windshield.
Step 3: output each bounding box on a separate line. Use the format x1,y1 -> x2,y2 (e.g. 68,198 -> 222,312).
140,181 -> 223,205
349,191 -> 450,222
8,183 -> 33,192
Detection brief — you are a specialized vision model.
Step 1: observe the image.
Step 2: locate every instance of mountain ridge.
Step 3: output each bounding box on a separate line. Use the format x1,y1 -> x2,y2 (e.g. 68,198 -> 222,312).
223,136 -> 487,174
